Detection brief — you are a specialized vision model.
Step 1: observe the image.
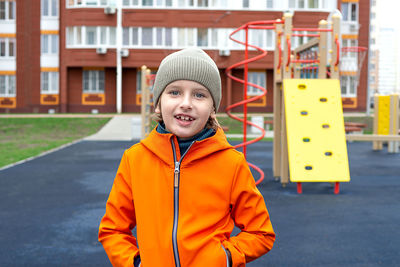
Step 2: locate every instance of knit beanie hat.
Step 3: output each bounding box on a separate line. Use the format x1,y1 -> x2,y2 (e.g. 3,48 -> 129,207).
152,48 -> 222,111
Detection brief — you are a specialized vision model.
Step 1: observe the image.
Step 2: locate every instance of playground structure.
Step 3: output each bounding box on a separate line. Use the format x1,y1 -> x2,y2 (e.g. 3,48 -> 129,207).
227,12 -> 352,194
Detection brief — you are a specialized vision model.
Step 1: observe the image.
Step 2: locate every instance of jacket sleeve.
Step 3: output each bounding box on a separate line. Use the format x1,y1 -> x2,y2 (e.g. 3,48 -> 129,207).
222,154 -> 276,267
98,151 -> 139,267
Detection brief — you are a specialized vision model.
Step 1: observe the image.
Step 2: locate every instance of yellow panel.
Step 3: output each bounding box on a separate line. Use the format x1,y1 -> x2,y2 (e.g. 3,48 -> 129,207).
377,95 -> 390,135
40,94 -> 59,105
0,97 -> 17,108
82,93 -> 105,105
283,79 -> 350,182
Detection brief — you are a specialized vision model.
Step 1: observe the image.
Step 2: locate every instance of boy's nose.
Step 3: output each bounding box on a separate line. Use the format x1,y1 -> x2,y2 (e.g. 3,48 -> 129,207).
180,94 -> 192,109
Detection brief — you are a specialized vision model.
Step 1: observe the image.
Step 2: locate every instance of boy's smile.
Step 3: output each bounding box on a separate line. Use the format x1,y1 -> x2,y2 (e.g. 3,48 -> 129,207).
155,80 -> 215,139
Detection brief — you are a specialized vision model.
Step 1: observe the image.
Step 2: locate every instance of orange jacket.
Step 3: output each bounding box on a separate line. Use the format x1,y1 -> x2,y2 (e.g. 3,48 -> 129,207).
99,127 -> 275,267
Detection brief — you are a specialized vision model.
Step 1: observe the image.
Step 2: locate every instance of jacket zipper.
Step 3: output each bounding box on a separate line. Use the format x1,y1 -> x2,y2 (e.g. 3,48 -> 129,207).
171,138 -> 195,267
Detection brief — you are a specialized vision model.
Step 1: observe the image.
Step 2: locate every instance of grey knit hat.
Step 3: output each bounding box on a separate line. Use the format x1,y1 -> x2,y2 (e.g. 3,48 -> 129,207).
152,48 -> 222,111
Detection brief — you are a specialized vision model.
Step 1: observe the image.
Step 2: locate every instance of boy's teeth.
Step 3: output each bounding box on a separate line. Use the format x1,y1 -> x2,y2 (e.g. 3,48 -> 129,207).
177,115 -> 193,121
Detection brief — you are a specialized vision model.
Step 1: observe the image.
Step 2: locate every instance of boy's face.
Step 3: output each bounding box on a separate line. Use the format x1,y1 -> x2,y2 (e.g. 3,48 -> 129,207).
155,80 -> 215,139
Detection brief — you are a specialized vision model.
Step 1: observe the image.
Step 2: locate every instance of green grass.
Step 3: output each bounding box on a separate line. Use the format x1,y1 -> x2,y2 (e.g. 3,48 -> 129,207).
0,118 -> 110,168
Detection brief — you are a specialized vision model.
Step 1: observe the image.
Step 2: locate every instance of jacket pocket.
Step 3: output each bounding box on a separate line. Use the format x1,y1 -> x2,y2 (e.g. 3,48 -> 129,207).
221,245 -> 231,267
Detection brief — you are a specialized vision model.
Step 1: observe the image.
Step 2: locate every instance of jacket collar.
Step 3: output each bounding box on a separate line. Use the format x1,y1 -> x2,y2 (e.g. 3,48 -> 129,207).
140,126 -> 232,167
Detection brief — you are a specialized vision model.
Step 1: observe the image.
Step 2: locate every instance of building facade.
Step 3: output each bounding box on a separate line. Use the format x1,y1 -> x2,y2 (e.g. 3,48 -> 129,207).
0,0 -> 370,114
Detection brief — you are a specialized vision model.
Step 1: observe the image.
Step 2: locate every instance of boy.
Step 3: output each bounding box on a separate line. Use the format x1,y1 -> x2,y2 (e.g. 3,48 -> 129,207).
99,48 -> 275,267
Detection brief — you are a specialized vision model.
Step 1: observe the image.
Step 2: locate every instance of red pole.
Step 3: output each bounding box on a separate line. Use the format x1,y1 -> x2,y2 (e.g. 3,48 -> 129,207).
334,182 -> 340,194
243,26 -> 249,157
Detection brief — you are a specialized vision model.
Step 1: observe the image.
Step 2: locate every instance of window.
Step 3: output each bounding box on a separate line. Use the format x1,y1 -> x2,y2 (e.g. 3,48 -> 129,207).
165,28 -> 172,46
41,0 -> 58,17
109,27 -> 116,45
83,70 -> 105,93
142,0 -> 153,6
142,28 -> 153,46
123,27 -> 129,45
132,27 -> 139,45
308,0 -> 318,8
86,27 -> 97,45
0,75 -> 16,97
340,75 -> 357,97
243,0 -> 249,8
342,2 -> 358,22
156,27 -> 162,46
0,0 -> 15,20
250,29 -> 264,49
198,0 -> 208,7
197,28 -> 208,47
247,71 -> 266,96
41,72 -> 59,94
67,0 -> 111,7
100,26 -> 275,50
289,0 -> 320,9
178,28 -> 186,46
66,26 -> 118,47
41,35 -> 58,54
100,27 -> 107,45
0,38 -> 16,58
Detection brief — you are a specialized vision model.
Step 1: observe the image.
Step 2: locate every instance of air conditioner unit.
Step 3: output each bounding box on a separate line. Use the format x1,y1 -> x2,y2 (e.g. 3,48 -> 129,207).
219,49 -> 231,57
120,49 -> 129,57
96,47 -> 107,54
104,7 -> 116,14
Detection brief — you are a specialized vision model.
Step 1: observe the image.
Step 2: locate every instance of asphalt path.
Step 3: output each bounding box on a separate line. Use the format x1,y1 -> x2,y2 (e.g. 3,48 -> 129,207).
0,140 -> 399,266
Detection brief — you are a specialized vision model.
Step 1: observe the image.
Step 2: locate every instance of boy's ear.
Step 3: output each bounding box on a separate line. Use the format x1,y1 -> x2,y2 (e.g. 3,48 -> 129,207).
210,109 -> 216,119
154,102 -> 161,114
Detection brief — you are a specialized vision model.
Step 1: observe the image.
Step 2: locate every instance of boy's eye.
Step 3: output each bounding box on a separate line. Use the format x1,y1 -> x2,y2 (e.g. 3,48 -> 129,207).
168,90 -> 180,96
194,92 -> 206,98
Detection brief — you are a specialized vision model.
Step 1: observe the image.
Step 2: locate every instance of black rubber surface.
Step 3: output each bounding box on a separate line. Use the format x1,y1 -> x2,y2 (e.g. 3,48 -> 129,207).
0,140 -> 399,266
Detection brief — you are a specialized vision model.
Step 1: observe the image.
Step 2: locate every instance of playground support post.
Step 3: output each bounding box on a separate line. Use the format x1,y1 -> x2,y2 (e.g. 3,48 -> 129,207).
388,94 -> 399,153
330,14 -> 341,79
373,94 -> 383,150
273,20 -> 283,181
280,12 -> 293,186
140,65 -> 152,139
317,20 -> 328,79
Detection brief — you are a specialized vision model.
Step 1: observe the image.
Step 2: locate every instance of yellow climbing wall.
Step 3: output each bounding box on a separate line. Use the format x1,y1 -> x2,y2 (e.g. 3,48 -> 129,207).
283,79 -> 350,182
377,95 -> 391,135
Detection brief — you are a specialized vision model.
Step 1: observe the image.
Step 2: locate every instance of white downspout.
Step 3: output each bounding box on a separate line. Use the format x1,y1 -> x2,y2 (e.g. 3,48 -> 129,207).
116,0 -> 122,113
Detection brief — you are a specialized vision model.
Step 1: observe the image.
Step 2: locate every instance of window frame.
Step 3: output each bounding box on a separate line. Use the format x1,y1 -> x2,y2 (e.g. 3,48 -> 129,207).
247,71 -> 266,96
82,70 -> 105,93
41,72 -> 59,94
0,38 -> 16,58
340,75 -> 357,97
42,0 -> 59,18
0,0 -> 15,21
288,0 -> 324,9
0,75 -> 16,97
41,34 -> 59,55
341,2 -> 358,22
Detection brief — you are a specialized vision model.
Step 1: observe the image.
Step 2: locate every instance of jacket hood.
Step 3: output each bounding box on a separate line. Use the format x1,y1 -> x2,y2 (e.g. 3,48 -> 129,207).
140,127 -> 233,167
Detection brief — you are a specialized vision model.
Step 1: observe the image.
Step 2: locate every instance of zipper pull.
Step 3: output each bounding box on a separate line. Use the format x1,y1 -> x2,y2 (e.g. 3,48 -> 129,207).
174,162 -> 180,188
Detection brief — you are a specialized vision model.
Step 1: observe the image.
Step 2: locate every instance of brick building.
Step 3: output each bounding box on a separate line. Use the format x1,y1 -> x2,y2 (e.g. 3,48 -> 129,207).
0,0 -> 370,114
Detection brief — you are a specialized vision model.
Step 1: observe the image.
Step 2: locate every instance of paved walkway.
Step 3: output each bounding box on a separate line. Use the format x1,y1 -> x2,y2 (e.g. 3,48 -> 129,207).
85,115 -> 141,141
